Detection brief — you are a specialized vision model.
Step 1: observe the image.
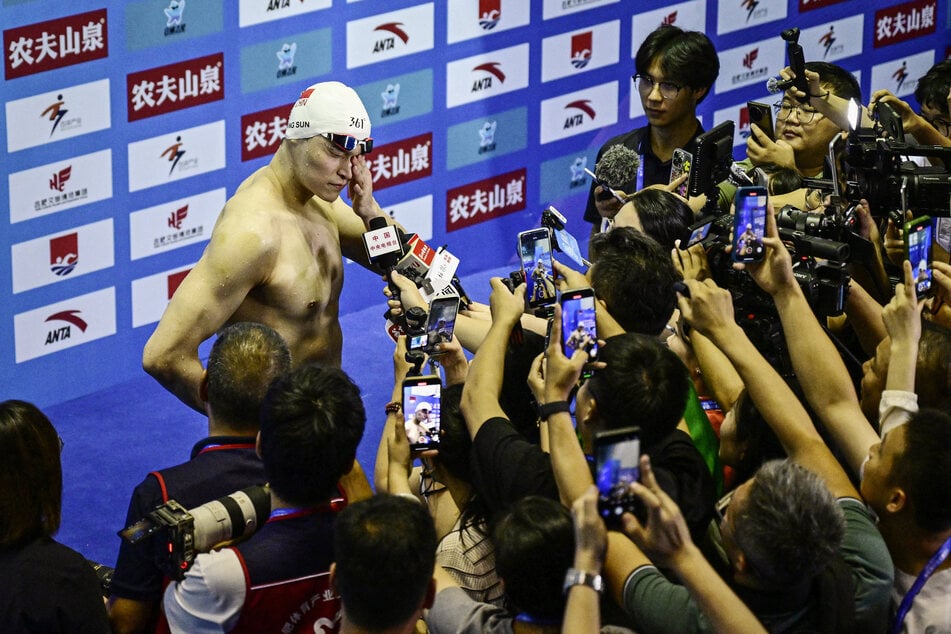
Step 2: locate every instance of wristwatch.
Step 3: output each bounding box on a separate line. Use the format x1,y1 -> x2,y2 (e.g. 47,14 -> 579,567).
563,567 -> 604,595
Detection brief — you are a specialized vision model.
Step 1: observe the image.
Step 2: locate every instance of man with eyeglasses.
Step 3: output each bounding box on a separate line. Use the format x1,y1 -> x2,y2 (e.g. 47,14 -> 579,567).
144,81 -> 395,413
583,25 -> 719,238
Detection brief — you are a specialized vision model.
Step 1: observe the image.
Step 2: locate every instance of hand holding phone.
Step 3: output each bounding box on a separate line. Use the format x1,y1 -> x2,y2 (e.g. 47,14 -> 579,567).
584,167 -> 626,204
594,427 -> 644,529
669,149 -> 692,198
746,101 -> 775,142
518,229 -> 557,309
560,288 -> 598,360
424,296 -> 460,354
732,186 -> 768,263
905,215 -> 933,298
402,375 -> 442,450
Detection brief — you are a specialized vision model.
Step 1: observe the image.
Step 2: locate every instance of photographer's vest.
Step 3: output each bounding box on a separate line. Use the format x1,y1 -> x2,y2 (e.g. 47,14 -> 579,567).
226,499 -> 346,634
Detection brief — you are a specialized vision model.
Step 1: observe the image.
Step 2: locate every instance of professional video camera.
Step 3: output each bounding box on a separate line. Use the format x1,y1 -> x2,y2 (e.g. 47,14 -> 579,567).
119,485 -> 271,580
842,128 -> 951,219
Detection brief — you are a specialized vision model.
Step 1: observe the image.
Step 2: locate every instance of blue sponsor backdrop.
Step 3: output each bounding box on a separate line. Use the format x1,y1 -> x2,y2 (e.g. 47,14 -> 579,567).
1,0 -> 949,407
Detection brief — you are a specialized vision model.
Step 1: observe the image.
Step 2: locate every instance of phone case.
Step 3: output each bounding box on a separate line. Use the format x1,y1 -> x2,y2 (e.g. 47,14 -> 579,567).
669,149 -> 692,197
747,101 -> 774,141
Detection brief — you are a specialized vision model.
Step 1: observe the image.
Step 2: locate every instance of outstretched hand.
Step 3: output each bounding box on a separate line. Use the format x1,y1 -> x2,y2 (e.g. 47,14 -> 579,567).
621,454 -> 693,566
735,201 -> 797,297
883,260 -> 924,348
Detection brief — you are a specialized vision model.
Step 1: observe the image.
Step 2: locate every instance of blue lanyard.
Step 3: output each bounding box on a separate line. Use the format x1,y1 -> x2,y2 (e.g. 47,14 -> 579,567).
889,533 -> 951,634
514,613 -> 560,626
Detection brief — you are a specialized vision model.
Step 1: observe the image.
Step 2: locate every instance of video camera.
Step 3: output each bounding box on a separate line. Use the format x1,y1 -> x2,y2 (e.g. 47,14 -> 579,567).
119,485 -> 271,580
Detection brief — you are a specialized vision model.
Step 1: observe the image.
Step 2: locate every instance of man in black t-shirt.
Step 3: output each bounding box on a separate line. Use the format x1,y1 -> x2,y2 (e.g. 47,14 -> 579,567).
584,25 -> 719,237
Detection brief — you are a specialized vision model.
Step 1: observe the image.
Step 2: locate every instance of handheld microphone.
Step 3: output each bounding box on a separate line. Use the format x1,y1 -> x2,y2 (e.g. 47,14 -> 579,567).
593,144 -> 640,201
766,76 -> 795,94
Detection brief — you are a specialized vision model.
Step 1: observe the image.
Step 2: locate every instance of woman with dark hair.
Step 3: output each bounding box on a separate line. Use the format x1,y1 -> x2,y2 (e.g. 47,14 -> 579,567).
614,188 -> 694,251
0,400 -> 110,633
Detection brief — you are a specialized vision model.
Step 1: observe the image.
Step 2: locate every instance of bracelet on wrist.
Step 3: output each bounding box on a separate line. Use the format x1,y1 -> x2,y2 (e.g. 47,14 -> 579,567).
537,400 -> 571,420
384,401 -> 402,415
808,90 -> 830,99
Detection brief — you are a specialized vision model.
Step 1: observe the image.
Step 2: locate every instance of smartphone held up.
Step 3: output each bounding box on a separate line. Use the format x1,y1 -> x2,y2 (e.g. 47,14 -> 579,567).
732,186 -> 768,263
402,375 -> 441,450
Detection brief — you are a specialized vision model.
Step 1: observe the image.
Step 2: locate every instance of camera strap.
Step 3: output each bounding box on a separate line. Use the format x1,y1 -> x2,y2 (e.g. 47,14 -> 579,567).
889,533 -> 951,634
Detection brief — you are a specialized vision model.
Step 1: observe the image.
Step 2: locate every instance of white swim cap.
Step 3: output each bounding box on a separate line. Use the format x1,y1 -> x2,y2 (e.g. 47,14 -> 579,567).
284,81 -> 371,141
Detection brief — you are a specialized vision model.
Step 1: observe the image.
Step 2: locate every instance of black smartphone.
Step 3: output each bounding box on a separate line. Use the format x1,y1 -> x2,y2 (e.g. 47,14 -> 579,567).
746,101 -> 775,142
683,217 -> 715,248
732,185 -> 768,263
594,426 -> 643,528
560,288 -> 597,360
402,375 -> 441,450
518,228 -> 557,308
905,215 -> 933,298
424,296 -> 460,354
669,148 -> 692,197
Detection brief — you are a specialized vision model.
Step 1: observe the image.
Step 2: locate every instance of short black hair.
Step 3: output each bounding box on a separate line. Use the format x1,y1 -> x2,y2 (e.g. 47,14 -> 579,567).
206,322 -> 291,432
258,364 -> 365,506
493,496 -> 573,621
914,59 -> 951,116
891,409 -> 951,532
333,495 -> 436,630
635,25 -> 720,103
626,189 -> 694,250
0,400 -> 62,547
586,333 -> 690,448
589,227 -> 681,336
805,61 -> 861,102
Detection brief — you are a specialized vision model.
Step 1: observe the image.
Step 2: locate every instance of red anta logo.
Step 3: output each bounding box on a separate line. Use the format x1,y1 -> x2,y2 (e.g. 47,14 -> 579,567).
50,166 -> 72,192
168,205 -> 188,230
49,233 -> 79,277
662,11 -> 678,25
743,49 -> 759,69
373,22 -> 410,52
45,309 -> 88,332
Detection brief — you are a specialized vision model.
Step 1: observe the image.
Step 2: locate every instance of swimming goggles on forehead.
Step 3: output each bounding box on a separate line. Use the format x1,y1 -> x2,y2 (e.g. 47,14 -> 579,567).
320,132 -> 373,155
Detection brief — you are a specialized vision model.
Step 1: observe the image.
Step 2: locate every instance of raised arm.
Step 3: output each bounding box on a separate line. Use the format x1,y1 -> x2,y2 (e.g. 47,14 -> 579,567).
142,209 -> 274,412
740,203 -> 878,478
526,303 -> 594,506
678,277 -> 857,498
460,279 -> 526,439
621,456 -> 767,634
562,486 -> 607,634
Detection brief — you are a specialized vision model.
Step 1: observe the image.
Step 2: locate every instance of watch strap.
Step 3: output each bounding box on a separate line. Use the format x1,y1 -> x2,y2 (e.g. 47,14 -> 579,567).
563,567 -> 604,595
538,400 -> 571,420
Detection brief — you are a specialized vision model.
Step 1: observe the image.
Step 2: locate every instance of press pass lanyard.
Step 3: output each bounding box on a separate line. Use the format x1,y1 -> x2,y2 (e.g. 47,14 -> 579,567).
889,533 -> 951,634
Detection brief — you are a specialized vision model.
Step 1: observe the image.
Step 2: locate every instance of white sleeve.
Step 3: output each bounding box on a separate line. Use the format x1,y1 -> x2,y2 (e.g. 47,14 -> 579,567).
878,390 -> 918,438
163,549 -> 247,634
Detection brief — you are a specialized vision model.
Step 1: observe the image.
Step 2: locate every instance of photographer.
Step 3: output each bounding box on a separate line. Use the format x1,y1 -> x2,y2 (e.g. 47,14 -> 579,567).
109,322 -> 290,634
163,364 -> 365,632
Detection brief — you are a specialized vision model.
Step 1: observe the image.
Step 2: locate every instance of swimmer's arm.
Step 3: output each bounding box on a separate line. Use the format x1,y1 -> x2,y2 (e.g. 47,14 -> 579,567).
143,218 -> 273,413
